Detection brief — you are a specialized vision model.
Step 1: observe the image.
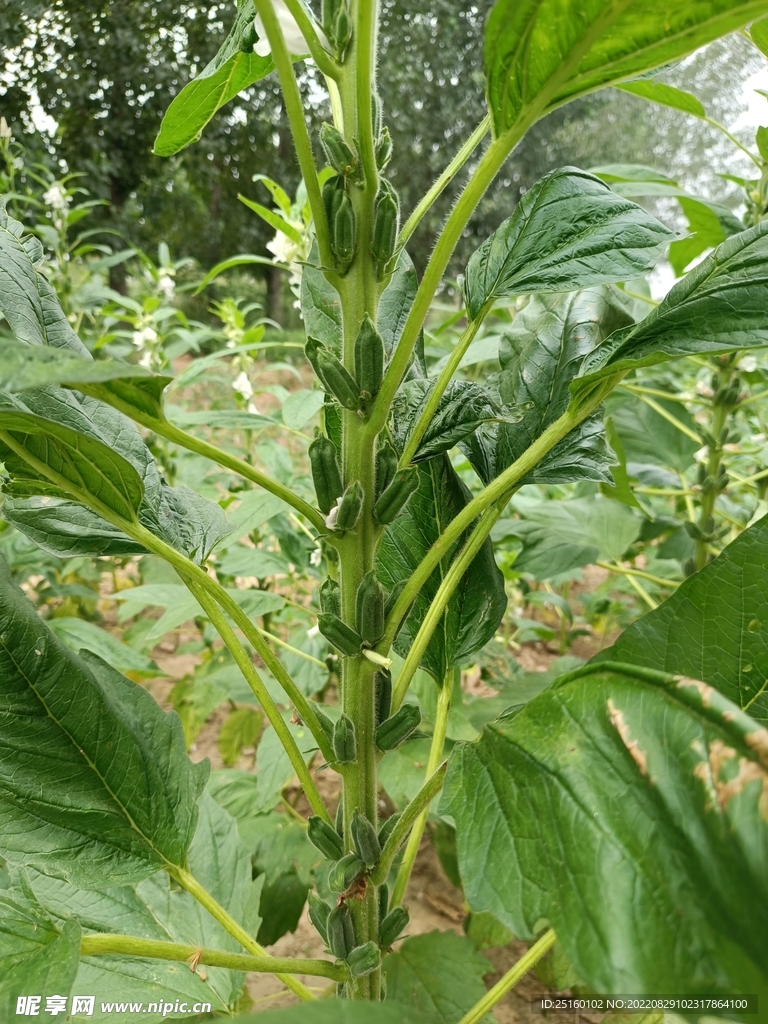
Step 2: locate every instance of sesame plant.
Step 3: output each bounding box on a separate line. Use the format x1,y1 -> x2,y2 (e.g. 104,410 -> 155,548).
2,2 -> 768,1023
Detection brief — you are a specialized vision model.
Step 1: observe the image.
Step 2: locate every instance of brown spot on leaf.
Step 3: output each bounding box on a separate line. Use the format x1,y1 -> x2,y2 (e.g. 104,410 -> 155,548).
745,727 -> 768,770
607,699 -> 648,777
693,739 -> 768,821
675,676 -> 715,706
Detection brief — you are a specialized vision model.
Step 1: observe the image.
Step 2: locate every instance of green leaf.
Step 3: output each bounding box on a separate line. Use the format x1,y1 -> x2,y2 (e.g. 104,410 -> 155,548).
464,169 -> 672,320
25,794 -> 262,1021
384,932 -> 492,1024
301,245 -> 342,351
443,663 -> 768,997
604,390 -> 699,474
0,205 -> 86,355
595,515 -> 768,723
282,388 -> 325,429
377,455 -> 507,681
751,15 -> 768,57
154,0 -> 274,157
236,1003 -> 425,1024
378,738 -> 435,809
0,558 -> 208,886
391,379 -> 499,463
193,253 -> 284,294
463,287 -> 634,486
484,0 -> 768,137
47,617 -> 163,679
113,583 -> 285,640
757,125 -> 768,162
378,250 -> 419,355
0,390 -> 144,521
0,896 -> 80,1019
574,222 -> 768,401
617,79 -> 706,118
0,337 -> 161,393
239,194 -> 304,244
508,495 -> 642,580
219,706 -> 263,766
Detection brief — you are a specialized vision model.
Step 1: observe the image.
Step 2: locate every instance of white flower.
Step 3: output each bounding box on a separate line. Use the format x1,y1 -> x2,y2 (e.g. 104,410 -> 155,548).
138,350 -> 154,368
324,500 -> 340,530
738,355 -> 758,373
42,184 -> 69,212
266,228 -> 301,265
232,371 -> 254,401
158,274 -> 175,300
0,117 -> 11,139
132,326 -> 158,349
307,624 -> 320,638
309,545 -> 322,567
253,1 -> 318,57
247,401 -> 260,415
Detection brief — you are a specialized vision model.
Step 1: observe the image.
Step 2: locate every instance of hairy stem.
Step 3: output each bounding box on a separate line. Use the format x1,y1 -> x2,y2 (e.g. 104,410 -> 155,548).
171,867 -> 316,1000
79,934 -> 345,981
371,761 -> 448,886
399,115 -> 491,247
391,669 -> 454,907
254,0 -> 334,271
458,930 -> 557,1024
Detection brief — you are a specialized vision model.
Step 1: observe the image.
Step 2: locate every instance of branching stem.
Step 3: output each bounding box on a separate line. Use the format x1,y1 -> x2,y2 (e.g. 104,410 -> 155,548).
371,761 -> 448,886
458,930 -> 557,1024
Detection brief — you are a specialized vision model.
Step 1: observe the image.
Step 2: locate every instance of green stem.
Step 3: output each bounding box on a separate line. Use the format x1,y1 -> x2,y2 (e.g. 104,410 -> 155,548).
399,115 -> 491,248
280,0 -> 340,80
399,313 -> 486,468
391,670 -> 454,907
254,0 -> 334,272
355,0 -> 379,193
636,394 -> 703,444
79,934 -> 345,981
367,134 -> 518,437
457,930 -> 557,1024
183,578 -> 331,821
694,361 -> 732,571
622,570 -> 658,610
703,116 -> 761,167
171,867 -> 316,999
391,500 -> 505,712
371,761 -> 448,887
595,561 -> 679,589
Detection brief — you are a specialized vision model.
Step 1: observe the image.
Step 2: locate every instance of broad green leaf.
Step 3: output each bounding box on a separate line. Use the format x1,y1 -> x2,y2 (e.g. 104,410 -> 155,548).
463,288 -> 634,486
484,0 -> 768,137
377,455 -> 507,682
591,164 -> 743,276
0,896 -> 80,1019
0,390 -> 144,521
113,583 -> 285,640
751,15 -> 768,57
463,168 -> 672,320
282,387 -> 325,429
226,489 -> 290,539
604,391 -> 698,475
0,337 -> 160,392
218,706 -> 263,766
237,1003 -> 425,1024
0,205 -> 86,355
384,932 -> 492,1024
508,495 -> 642,580
617,79 -> 706,118
0,558 -> 208,886
0,387 -> 229,562
154,0 -> 274,157
595,515 -> 768,723
391,379 -> 499,463
574,222 -> 768,401
26,794 -> 262,1022
443,663 -> 768,998
301,245 -> 342,351
378,250 -> 419,355
47,617 -> 163,679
